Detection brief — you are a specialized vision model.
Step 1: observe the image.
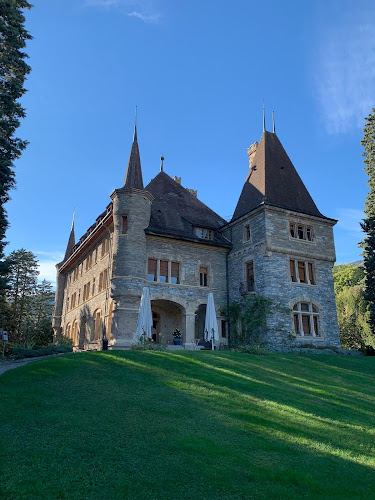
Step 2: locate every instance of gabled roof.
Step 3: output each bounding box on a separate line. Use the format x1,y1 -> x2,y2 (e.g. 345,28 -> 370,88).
145,171 -> 230,247
232,131 -> 324,221
123,125 -> 144,189
63,220 -> 75,262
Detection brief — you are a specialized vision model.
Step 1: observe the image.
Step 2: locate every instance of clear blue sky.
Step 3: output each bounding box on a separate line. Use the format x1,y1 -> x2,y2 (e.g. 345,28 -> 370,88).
6,0 -> 375,284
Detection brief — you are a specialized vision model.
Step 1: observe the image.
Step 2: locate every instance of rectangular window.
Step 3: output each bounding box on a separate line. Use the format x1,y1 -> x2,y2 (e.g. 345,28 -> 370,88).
122,216 -> 128,234
66,297 -> 70,312
148,259 -> 157,282
159,260 -> 168,283
290,221 -> 314,241
245,224 -> 251,241
200,266 -> 208,287
298,261 -> 306,283
71,293 -> 76,309
83,282 -> 90,301
86,253 -> 93,271
289,222 -> 296,238
92,278 -> 96,296
171,262 -> 179,284
308,262 -> 315,284
246,261 -> 254,292
306,226 -> 313,241
78,290 -> 81,305
313,316 -> 319,336
95,248 -> 98,264
221,320 -> 227,338
290,260 -> 296,282
101,238 -> 109,257
297,225 -> 305,240
195,227 -> 213,240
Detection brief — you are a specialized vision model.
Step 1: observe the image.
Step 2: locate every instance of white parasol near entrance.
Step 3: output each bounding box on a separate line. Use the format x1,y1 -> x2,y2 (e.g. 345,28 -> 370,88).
136,287 -> 153,340
204,292 -> 219,350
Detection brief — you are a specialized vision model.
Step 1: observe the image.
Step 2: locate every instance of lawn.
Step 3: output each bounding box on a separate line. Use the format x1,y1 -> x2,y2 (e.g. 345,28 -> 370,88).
0,351 -> 374,499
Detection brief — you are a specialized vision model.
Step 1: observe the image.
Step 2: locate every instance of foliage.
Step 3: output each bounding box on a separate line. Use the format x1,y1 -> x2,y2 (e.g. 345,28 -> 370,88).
3,250 -> 54,345
230,340 -> 268,355
1,351 -> 375,499
333,264 -> 373,349
55,335 -> 73,347
172,328 -> 182,338
7,343 -> 72,360
361,108 -> 375,334
0,1 -> 32,322
221,295 -> 272,345
130,341 -> 167,351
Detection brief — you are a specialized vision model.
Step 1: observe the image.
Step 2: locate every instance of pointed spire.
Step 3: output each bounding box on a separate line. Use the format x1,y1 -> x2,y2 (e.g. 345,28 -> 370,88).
160,155 -> 164,172
123,110 -> 144,189
133,105 -> 137,142
272,111 -> 276,134
63,212 -> 76,261
263,102 -> 266,132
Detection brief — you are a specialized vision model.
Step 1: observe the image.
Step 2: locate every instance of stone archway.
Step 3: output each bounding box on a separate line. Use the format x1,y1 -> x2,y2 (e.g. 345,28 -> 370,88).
150,299 -> 185,345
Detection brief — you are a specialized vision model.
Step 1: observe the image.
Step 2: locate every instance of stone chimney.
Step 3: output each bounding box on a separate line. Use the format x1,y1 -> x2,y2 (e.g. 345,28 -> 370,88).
173,176 -> 181,185
247,142 -> 258,169
186,188 -> 197,198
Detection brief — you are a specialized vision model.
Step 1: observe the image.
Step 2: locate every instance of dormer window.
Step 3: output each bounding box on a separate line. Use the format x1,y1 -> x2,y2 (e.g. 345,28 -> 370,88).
195,227 -> 214,240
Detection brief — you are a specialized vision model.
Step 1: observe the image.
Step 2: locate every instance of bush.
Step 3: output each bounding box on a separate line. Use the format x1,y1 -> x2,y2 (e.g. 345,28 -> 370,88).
230,340 -> 268,355
6,344 -> 73,360
130,342 -> 167,351
55,336 -> 73,347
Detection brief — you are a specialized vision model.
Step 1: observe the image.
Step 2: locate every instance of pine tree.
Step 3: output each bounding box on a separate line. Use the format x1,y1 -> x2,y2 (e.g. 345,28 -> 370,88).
0,1 -> 32,325
361,108 -> 375,333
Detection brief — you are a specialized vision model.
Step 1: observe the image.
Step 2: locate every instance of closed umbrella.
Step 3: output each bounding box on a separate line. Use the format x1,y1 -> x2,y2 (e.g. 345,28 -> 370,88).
204,292 -> 219,350
136,287 -> 153,341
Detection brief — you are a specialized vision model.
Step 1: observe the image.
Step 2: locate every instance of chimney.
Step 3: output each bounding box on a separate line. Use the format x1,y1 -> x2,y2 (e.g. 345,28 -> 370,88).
173,176 -> 181,185
186,188 -> 197,198
247,142 -> 258,169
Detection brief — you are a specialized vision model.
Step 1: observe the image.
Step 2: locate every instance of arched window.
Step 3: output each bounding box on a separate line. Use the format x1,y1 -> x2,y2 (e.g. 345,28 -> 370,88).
66,323 -> 71,338
94,310 -> 102,341
72,320 -> 79,345
293,302 -> 320,337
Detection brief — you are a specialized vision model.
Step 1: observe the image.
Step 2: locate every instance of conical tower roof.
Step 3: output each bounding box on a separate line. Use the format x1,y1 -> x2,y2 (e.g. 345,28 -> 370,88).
232,131 -> 323,221
123,123 -> 144,189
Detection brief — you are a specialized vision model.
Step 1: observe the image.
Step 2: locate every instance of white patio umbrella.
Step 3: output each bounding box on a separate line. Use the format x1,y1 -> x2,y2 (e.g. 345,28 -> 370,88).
204,292 -> 219,350
136,287 -> 153,341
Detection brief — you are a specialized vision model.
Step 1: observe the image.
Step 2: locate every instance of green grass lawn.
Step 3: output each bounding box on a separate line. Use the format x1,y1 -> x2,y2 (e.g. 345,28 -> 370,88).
0,351 -> 374,499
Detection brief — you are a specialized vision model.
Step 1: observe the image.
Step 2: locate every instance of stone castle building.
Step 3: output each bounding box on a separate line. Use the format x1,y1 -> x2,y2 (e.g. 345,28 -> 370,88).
53,120 -> 340,349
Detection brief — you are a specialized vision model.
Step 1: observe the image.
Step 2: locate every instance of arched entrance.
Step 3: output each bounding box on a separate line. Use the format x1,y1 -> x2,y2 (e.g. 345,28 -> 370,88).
151,299 -> 185,345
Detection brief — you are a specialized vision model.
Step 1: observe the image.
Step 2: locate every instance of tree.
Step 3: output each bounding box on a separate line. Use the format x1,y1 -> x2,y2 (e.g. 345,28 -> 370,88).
32,279 -> 54,345
361,108 -> 375,334
5,248 -> 38,343
0,1 -> 32,324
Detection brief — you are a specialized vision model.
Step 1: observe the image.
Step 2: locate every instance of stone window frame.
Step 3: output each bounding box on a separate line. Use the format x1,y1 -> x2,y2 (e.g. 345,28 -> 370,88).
199,265 -> 208,287
65,323 -> 71,339
289,220 -> 314,243
72,320 -> 79,346
243,223 -> 252,244
83,281 -> 91,302
121,215 -> 128,235
98,269 -> 108,292
242,258 -> 256,294
289,296 -> 325,340
147,257 -> 181,285
93,309 -> 102,342
289,258 -> 317,286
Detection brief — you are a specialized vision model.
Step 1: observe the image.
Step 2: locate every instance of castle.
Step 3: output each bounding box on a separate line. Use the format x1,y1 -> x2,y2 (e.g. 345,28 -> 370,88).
52,119 -> 340,349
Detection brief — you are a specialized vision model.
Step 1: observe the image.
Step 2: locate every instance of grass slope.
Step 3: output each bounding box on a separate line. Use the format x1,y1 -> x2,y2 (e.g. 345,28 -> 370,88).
0,351 -> 374,499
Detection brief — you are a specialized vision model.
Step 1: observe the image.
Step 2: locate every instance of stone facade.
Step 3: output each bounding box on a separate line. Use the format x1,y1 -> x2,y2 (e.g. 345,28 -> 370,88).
53,125 -> 340,350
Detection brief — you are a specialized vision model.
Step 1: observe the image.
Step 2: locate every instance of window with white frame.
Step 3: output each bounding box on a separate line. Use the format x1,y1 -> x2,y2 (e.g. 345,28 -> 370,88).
293,302 -> 320,337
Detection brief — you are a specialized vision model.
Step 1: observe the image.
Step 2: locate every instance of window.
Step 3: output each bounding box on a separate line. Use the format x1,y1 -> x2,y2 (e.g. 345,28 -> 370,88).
86,253 -> 93,271
83,282 -> 91,302
289,222 -> 313,241
290,260 -> 315,285
92,278 -> 96,296
221,320 -> 227,338
159,260 -> 168,283
122,216 -> 128,234
148,259 -> 157,282
293,302 -> 320,337
80,263 -> 83,276
95,248 -> 98,264
101,237 -> 110,257
99,269 -> 108,292
71,293 -> 76,309
246,261 -> 254,292
94,310 -> 101,341
200,266 -> 208,287
72,320 -> 78,345
244,224 -> 251,242
73,267 -> 79,282
66,297 -> 70,312
171,262 -> 179,284
66,323 -> 71,338
78,289 -> 81,304
195,227 -> 214,240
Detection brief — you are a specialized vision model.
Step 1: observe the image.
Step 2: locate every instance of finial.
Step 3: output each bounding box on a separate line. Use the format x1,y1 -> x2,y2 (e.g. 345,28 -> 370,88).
71,210 -> 75,230
272,110 -> 275,134
133,105 -> 138,142
160,155 -> 164,172
263,102 -> 266,133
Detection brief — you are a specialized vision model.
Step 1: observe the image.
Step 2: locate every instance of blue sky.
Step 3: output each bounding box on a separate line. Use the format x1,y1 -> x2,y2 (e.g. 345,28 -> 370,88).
6,0 -> 375,283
